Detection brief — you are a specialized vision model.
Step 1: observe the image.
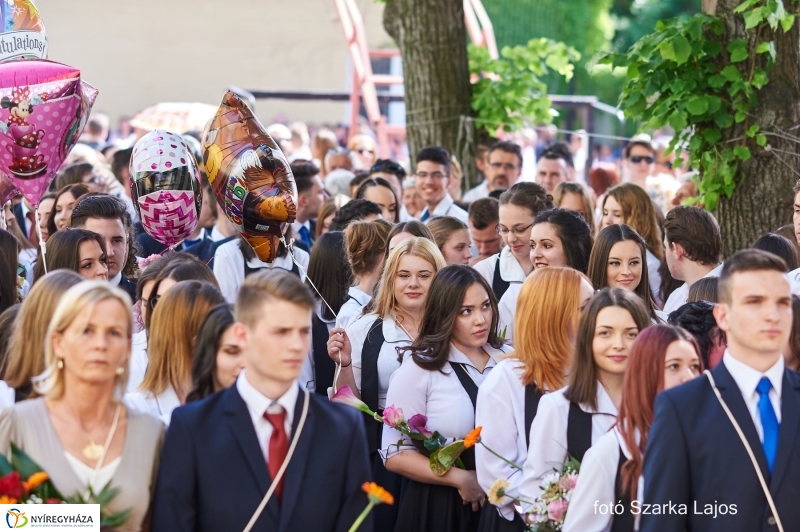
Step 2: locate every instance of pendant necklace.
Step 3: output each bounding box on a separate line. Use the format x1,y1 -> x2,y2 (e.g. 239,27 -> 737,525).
81,403 -> 121,461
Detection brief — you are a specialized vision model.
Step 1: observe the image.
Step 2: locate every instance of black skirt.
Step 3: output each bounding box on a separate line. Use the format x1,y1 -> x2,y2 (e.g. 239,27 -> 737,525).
371,423 -> 406,532
476,504 -> 527,532
392,449 -> 480,532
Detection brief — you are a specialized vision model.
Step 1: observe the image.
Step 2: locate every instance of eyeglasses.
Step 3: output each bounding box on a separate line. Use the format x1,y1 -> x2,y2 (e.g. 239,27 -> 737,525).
489,162 -> 519,171
496,223 -> 533,236
148,294 -> 161,309
629,156 -> 655,164
357,149 -> 375,156
414,172 -> 448,181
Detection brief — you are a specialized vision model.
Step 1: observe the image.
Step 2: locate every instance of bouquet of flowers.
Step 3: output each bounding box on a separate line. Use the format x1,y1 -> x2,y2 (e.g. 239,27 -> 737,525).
0,442 -> 131,530
332,385 -> 471,476
524,456 -> 580,532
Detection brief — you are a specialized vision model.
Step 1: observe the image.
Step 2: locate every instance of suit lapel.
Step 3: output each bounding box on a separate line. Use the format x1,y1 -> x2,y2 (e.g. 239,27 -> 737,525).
279,390 -> 315,532
223,387 -> 279,522
770,370 -> 800,492
713,363 -> 770,479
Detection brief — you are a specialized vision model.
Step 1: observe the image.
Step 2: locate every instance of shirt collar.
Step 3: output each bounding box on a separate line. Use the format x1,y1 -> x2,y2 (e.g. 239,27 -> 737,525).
447,342 -> 507,371
246,252 -> 293,270
110,272 -> 122,287
579,380 -> 619,416
704,262 -> 724,279
237,370 -> 298,425
210,226 -> 226,242
427,193 -> 455,217
723,350 -> 784,400
348,286 -> 372,306
383,314 -> 411,344
498,247 -> 527,283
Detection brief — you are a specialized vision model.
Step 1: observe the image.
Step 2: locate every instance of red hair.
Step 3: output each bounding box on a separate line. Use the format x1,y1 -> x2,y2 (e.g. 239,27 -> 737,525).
618,325 -> 702,498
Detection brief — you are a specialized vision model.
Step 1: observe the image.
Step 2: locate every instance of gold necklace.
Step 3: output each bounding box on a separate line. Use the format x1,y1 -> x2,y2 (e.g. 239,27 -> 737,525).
79,404 -> 121,461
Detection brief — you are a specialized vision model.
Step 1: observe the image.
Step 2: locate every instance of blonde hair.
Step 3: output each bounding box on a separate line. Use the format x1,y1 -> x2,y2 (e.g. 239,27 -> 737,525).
373,237 -> 446,319
513,267 -> 589,391
4,270 -> 83,396
604,183 -> 662,260
345,219 -> 392,277
140,281 -> 225,397
35,281 -> 133,399
553,182 -> 597,238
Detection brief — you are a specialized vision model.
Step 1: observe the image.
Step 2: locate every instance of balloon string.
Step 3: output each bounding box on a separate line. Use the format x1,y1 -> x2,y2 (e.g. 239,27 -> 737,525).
281,235 -> 344,395
34,208 -> 46,275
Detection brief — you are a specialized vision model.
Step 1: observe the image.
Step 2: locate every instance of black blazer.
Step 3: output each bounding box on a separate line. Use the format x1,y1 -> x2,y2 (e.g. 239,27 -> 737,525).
184,234 -> 236,269
641,361 -> 800,532
12,202 -> 27,238
151,384 -> 374,532
116,275 -> 137,303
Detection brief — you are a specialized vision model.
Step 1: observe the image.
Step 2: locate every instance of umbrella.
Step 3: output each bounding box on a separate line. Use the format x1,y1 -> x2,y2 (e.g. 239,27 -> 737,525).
129,102 -> 217,134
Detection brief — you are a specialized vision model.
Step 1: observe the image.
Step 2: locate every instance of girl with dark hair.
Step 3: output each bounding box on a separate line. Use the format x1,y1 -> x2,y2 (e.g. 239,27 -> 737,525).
668,300 -> 727,369
497,208 -> 594,342
588,224 -> 660,321
752,232 -> 800,271
356,176 -> 401,223
387,219 -> 435,253
47,183 -> 91,236
474,182 -> 554,301
427,215 -> 473,265
520,288 -> 651,506
784,295 -> 800,371
32,228 -> 107,284
384,265 -> 511,532
0,229 -> 19,313
213,233 -> 309,303
304,231 -> 351,394
338,219 -> 392,328
186,304 -> 243,402
563,325 -> 702,532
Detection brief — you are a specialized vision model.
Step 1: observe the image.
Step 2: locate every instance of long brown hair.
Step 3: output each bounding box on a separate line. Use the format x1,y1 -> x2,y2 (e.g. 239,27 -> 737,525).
618,325 -> 701,498
604,183 -> 662,260
564,288 -> 651,410
514,267 -> 589,391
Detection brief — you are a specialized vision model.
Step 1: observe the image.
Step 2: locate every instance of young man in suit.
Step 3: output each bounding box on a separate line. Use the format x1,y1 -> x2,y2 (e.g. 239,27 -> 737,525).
641,249 -> 797,532
152,269 -> 373,532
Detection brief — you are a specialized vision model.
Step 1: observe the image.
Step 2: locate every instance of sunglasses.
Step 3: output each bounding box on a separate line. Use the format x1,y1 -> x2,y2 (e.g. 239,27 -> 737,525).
630,156 -> 655,164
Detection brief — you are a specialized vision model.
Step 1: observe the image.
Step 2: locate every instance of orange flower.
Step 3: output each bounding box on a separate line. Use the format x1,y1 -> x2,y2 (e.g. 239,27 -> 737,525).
23,472 -> 48,491
464,426 -> 482,448
361,482 -> 394,505
0,495 -> 17,504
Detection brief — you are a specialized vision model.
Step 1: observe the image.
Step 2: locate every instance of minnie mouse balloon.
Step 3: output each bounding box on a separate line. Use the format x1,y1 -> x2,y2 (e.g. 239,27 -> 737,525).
130,129 -> 202,247
0,0 -> 47,63
0,59 -> 97,207
202,91 -> 297,262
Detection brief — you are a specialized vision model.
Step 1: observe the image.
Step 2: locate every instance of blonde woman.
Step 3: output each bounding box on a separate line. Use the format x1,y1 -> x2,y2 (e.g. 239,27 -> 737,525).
125,281 -> 225,425
475,267 -> 594,531
327,237 -> 447,532
4,270 -> 84,400
0,282 -> 163,532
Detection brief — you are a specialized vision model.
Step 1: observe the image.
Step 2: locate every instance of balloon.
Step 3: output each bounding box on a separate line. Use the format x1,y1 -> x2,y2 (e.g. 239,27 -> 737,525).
201,91 -> 297,263
0,59 -> 97,207
0,172 -> 16,205
0,1 -> 47,63
129,129 -> 202,247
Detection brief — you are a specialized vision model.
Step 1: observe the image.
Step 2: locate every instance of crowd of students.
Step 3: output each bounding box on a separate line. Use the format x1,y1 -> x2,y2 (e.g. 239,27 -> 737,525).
0,132 -> 799,532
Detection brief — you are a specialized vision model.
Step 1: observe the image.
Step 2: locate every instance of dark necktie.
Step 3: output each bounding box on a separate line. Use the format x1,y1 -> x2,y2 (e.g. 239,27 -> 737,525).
756,377 -> 779,474
298,225 -> 311,248
264,406 -> 289,500
420,209 -> 430,222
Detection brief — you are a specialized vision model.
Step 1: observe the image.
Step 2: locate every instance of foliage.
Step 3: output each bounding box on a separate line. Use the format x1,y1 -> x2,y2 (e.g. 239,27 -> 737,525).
601,1 -> 796,210
469,39 -> 580,131
610,0 -> 701,52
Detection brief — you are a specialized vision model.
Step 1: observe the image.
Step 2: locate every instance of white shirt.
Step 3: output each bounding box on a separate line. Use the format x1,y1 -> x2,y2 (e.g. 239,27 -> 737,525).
210,225 -> 228,242
519,384 -> 618,507
64,453 -> 121,493
473,247 -> 527,288
475,359 -> 530,520
662,262 -> 723,315
382,343 -> 509,460
127,331 -> 148,394
346,314 -> 412,410
336,287 -> 372,329
419,193 -> 468,223
788,267 -> 800,295
124,384 -> 181,426
462,181 -> 490,203
213,239 -> 309,303
0,381 -> 15,412
563,427 -> 643,532
236,371 -> 297,463
110,271 -> 122,289
723,352 -> 783,440
645,249 -> 662,307
497,284 -> 523,345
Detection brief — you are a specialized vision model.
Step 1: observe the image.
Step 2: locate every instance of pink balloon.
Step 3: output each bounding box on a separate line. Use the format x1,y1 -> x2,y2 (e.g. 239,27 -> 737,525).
0,59 -> 97,207
0,172 -> 16,205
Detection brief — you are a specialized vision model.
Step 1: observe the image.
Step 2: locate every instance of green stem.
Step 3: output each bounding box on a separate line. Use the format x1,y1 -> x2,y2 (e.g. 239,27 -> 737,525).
482,443 -> 523,471
347,501 -> 375,532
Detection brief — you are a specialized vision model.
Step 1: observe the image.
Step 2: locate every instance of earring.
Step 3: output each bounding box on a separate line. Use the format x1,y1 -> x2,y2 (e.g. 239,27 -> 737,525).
115,366 -> 124,376
56,359 -> 63,370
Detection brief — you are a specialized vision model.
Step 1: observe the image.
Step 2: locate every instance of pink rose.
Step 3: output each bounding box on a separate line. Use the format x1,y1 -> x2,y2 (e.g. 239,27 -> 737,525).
547,499 -> 568,522
382,405 -> 404,428
559,473 -> 578,491
408,414 -> 433,438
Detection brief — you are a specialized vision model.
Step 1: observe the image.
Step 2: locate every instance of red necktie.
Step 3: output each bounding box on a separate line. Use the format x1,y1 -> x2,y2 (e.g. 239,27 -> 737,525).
264,406 -> 289,501
25,211 -> 38,247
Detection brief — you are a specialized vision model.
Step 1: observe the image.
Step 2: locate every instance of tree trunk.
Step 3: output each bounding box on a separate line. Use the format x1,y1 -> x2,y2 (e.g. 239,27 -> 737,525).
383,0 -> 476,187
713,0 -> 800,257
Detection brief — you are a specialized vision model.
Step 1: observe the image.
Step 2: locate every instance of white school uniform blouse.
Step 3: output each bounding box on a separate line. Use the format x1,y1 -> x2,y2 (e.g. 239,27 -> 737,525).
497,283 -> 523,345
645,250 -> 662,307
473,247 -> 527,290
212,239 -> 309,303
124,384 -> 181,427
475,358 -> 533,520
336,287 -> 372,329
519,383 -> 618,506
127,330 -> 148,394
381,343 -> 510,460
346,314 -> 411,409
563,427 -> 643,532
419,193 -> 469,223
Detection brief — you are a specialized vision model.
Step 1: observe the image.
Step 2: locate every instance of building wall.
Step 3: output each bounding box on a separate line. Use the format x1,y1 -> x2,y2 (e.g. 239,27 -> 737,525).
34,0 -> 393,129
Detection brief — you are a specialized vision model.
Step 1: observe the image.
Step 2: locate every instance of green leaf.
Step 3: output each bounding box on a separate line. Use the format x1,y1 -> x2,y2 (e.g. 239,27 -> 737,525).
752,69 -> 769,90
708,74 -> 727,89
714,112 -> 734,128
746,124 -> 760,137
782,13 -> 795,33
744,7 -> 765,29
734,146 -> 752,161
704,128 -> 722,144
757,134 -> 768,146
728,39 -> 749,63
672,34 -> 692,65
669,112 -> 688,131
755,42 -> 771,54
703,40 -> 722,58
721,65 -> 742,82
686,96 -> 709,115
734,0 -> 760,13
435,440 -> 467,472
735,110 -> 747,122
659,41 -> 675,61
